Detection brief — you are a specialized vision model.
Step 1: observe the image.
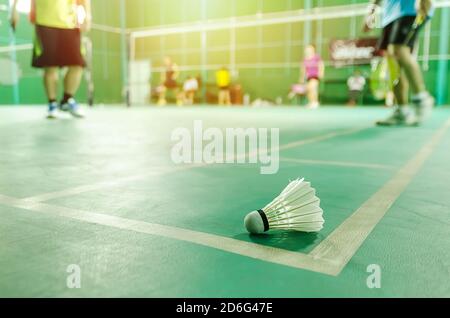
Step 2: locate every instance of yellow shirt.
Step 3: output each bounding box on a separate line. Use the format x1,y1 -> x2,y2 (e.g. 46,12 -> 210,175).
35,0 -> 78,29
216,69 -> 231,88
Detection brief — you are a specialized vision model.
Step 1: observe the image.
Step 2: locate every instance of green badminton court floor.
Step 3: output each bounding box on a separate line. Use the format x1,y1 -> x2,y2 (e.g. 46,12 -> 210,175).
0,105 -> 449,297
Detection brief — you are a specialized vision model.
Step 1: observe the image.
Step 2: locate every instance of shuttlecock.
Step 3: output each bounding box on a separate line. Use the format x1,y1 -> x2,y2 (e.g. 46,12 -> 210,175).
244,178 -> 324,234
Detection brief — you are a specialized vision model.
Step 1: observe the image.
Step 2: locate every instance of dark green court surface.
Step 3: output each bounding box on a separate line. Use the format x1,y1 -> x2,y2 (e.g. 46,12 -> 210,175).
1,106 -> 449,297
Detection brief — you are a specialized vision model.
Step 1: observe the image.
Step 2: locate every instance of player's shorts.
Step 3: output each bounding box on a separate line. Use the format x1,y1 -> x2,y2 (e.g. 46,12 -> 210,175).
307,76 -> 319,82
32,25 -> 86,68
378,16 -> 423,51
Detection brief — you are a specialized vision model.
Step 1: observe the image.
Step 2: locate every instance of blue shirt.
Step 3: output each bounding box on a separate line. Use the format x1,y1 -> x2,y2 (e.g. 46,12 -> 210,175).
382,0 -> 435,27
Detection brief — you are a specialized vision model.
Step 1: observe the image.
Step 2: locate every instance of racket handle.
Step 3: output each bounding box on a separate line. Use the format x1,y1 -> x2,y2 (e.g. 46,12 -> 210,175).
413,15 -> 425,28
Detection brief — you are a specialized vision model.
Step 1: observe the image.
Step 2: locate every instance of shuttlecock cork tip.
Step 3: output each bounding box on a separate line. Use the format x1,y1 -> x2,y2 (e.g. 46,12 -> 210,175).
244,210 -> 266,234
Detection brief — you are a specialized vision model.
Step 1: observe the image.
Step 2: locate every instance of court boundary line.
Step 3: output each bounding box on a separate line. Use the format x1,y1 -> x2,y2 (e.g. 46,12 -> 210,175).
309,117 -> 450,275
280,157 -> 395,170
0,118 -> 448,276
22,126 -> 368,203
0,194 -> 337,275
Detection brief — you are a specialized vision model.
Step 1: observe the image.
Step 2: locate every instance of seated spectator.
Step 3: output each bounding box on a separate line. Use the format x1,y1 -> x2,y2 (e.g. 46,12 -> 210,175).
347,70 -> 366,106
183,76 -> 199,105
216,67 -> 232,106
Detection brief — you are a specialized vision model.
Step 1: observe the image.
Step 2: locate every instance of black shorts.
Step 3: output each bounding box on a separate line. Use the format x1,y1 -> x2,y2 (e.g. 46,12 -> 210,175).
32,25 -> 86,68
378,16 -> 423,51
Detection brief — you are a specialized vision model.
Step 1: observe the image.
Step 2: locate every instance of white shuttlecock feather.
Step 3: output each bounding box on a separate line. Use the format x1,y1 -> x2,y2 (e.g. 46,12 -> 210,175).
244,178 -> 324,234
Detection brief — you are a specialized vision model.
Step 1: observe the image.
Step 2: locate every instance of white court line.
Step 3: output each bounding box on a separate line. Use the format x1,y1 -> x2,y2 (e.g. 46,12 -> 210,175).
0,194 -> 336,275
280,157 -> 395,170
22,164 -> 205,203
23,126 -> 369,203
1,119 -> 448,276
277,127 -> 366,152
310,117 -> 450,275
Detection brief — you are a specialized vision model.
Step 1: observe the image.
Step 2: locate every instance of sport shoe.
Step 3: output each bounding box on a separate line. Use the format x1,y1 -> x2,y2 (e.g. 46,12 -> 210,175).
412,93 -> 434,125
306,102 -> 320,109
61,98 -> 85,118
47,102 -> 59,119
376,107 -> 416,126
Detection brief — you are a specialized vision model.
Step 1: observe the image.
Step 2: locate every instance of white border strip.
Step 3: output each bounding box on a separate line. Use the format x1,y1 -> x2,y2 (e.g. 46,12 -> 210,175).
91,23 -> 124,34
131,3 -> 369,38
0,43 -> 33,53
130,0 -> 450,38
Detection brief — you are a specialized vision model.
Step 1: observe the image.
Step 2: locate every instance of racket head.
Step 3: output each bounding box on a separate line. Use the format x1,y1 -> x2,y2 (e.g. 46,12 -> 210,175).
369,57 -> 389,100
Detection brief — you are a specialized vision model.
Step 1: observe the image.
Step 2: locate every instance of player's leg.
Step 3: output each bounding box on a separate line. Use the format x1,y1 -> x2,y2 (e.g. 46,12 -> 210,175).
392,44 -> 425,95
64,66 -> 83,95
376,18 -> 417,126
382,16 -> 433,125
307,79 -> 319,108
56,27 -> 87,118
306,80 -> 313,105
377,52 -> 415,126
392,43 -> 434,123
60,66 -> 84,116
43,67 -> 59,118
43,67 -> 58,101
32,26 -> 60,118
392,68 -> 409,106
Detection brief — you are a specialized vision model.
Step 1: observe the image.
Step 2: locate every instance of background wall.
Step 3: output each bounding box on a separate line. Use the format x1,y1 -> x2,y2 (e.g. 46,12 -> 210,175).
130,0 -> 449,105
0,0 -> 449,105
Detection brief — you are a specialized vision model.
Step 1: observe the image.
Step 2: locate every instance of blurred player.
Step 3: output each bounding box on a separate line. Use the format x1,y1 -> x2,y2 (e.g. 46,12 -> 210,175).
158,56 -> 183,106
300,45 -> 324,109
10,0 -> 92,119
364,0 -> 435,126
216,66 -> 231,106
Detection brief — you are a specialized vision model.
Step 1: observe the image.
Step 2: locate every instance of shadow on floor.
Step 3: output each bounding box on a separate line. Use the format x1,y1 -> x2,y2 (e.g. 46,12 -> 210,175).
233,231 -> 322,252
